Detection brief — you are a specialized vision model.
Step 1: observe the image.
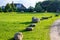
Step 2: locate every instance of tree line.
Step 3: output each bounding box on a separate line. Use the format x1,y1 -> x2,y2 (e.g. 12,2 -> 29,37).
0,1 -> 60,12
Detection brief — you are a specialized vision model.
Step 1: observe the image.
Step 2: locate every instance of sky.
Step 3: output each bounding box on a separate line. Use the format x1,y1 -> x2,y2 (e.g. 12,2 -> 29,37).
0,0 -> 45,8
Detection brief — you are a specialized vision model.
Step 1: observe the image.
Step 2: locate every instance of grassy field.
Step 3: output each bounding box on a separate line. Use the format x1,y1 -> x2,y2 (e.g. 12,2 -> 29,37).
0,12 -> 60,40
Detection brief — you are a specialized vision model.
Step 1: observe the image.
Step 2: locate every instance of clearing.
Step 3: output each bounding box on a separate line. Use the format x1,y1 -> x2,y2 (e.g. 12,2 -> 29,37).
0,12 -> 60,40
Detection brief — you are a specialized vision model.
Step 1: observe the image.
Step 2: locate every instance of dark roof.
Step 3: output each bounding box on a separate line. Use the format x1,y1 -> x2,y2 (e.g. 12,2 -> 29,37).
14,3 -> 22,5
1,6 -> 5,9
14,3 -> 26,9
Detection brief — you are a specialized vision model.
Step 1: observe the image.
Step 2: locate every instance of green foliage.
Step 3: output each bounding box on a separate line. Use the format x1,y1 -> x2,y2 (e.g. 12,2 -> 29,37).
5,2 -> 17,12
2,1 -> 60,12
5,3 -> 12,12
35,2 -> 43,12
10,2 -> 17,12
41,1 -> 52,11
48,1 -> 60,12
28,6 -> 34,12
0,7 -> 2,12
46,0 -> 59,1
41,1 -> 60,12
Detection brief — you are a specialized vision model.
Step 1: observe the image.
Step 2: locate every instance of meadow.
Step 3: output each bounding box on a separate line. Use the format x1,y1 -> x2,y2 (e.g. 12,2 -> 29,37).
0,12 -> 60,40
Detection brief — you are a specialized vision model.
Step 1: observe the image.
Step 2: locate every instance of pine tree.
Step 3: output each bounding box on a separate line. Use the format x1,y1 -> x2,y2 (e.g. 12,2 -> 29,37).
5,3 -> 12,12
10,1 -> 17,12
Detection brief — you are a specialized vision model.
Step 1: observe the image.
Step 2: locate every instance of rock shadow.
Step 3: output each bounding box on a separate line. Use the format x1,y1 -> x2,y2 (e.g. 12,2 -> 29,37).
8,38 -> 14,40
19,29 -> 31,32
20,22 -> 32,25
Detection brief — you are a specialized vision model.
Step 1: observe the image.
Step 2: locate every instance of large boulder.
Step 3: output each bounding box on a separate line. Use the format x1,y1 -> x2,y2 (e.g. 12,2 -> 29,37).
14,32 -> 23,40
25,27 -> 34,31
32,17 -> 40,23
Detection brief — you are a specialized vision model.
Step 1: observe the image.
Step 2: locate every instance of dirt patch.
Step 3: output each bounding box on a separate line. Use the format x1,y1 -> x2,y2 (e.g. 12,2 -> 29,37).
50,19 -> 60,40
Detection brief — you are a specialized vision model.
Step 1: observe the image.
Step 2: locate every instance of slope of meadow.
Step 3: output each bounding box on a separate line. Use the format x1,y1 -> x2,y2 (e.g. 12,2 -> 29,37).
0,12 -> 60,40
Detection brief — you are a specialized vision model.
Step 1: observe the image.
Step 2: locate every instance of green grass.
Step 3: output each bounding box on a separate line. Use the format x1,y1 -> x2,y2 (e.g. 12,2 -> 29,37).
0,12 -> 60,40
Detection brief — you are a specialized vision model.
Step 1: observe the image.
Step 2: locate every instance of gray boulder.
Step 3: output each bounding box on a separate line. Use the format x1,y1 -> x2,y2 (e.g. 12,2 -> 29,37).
14,32 -> 23,40
32,17 -> 40,23
26,27 -> 34,31
29,23 -> 36,27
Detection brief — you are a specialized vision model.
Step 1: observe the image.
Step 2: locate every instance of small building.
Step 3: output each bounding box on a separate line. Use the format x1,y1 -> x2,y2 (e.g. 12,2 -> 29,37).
14,3 -> 26,9
14,3 -> 26,12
